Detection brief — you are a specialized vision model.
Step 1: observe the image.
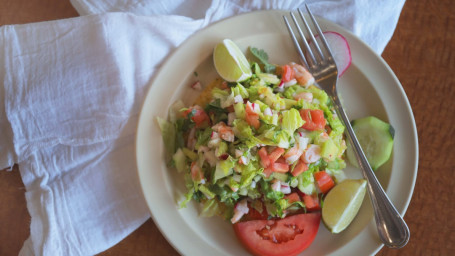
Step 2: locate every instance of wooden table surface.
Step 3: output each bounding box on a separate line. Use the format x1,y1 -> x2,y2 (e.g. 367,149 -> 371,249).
1,0 -> 454,255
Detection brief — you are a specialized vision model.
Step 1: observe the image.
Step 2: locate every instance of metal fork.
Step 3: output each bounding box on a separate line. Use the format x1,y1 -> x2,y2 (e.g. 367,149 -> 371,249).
283,4 -> 410,249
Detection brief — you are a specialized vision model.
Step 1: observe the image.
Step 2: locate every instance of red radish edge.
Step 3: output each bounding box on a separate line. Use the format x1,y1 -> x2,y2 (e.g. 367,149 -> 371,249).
310,31 -> 352,77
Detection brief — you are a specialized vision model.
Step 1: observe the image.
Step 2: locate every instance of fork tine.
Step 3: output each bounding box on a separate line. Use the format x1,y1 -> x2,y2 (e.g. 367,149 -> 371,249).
304,4 -> 333,61
289,12 -> 316,66
296,8 -> 325,63
283,15 -> 309,69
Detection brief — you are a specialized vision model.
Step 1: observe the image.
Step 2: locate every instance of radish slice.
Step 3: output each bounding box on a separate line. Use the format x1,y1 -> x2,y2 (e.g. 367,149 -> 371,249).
310,31 -> 351,77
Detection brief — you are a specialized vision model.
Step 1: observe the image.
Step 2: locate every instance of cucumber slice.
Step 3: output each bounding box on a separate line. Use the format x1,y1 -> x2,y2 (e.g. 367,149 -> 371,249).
346,116 -> 394,170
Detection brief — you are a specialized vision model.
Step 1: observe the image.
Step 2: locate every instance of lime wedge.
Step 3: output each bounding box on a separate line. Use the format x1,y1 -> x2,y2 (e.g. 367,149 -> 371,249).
322,179 -> 367,233
213,39 -> 252,82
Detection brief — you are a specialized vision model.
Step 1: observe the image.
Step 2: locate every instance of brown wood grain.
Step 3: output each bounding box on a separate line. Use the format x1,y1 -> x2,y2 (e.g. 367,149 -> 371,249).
0,0 -> 454,255
379,0 -> 455,255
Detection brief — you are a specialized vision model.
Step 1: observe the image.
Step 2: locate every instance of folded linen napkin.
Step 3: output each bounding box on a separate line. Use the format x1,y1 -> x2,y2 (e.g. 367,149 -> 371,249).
0,0 -> 405,255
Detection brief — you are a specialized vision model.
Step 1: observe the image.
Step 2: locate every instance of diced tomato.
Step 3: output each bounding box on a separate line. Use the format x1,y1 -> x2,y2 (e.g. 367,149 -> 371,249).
263,167 -> 274,178
299,109 -> 326,131
268,147 -> 285,163
233,213 -> 321,256
275,156 -> 287,164
302,194 -> 321,211
271,162 -> 289,173
271,156 -> 289,173
184,107 -> 210,127
258,147 -> 271,168
246,112 -> 261,129
281,64 -> 295,82
314,171 -> 335,194
291,160 -> 308,177
284,192 -> 301,204
296,190 -> 320,211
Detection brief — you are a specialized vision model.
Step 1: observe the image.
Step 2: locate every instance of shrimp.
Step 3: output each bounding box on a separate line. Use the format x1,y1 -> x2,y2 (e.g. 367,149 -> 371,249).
283,133 -> 309,164
293,91 -> 313,102
301,144 -> 322,164
212,122 -> 235,142
283,146 -> 303,165
290,62 -> 315,88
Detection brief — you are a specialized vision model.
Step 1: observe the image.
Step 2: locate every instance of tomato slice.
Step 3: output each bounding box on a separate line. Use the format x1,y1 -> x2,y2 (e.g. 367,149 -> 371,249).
299,109 -> 326,131
233,213 -> 321,256
243,202 -> 269,221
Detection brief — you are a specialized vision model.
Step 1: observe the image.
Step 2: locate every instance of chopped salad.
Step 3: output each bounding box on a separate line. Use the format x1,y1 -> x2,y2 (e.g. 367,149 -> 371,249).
157,48 -> 348,224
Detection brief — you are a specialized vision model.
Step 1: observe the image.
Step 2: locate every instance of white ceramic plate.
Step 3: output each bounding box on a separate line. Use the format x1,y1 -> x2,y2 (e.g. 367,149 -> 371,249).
136,10 -> 418,256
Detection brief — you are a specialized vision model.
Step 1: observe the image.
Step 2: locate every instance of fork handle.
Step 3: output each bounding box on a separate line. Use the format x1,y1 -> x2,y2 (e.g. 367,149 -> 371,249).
329,93 -> 410,249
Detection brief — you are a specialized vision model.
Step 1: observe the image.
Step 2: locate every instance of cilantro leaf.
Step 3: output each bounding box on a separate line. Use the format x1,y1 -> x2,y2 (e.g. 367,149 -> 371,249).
250,47 -> 269,64
249,47 -> 276,73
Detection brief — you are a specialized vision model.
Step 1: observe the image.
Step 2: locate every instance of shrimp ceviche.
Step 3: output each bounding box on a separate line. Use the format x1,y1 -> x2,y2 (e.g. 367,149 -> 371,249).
158,43 -> 349,255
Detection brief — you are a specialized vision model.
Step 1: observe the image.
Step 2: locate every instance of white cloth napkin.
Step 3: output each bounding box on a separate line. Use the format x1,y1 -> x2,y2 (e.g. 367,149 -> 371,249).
0,0 -> 405,255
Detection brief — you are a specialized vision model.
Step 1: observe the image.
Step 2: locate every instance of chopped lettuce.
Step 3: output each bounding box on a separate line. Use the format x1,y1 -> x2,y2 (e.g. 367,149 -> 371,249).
199,184 -> 216,199
232,83 -> 249,98
196,127 -> 213,148
214,156 -> 236,181
172,148 -> 187,173
233,102 -> 246,119
157,117 -> 176,156
281,108 -> 304,134
275,131 -> 292,149
160,46 -> 349,223
232,119 -> 253,140
257,73 -> 280,85
199,198 -> 223,217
